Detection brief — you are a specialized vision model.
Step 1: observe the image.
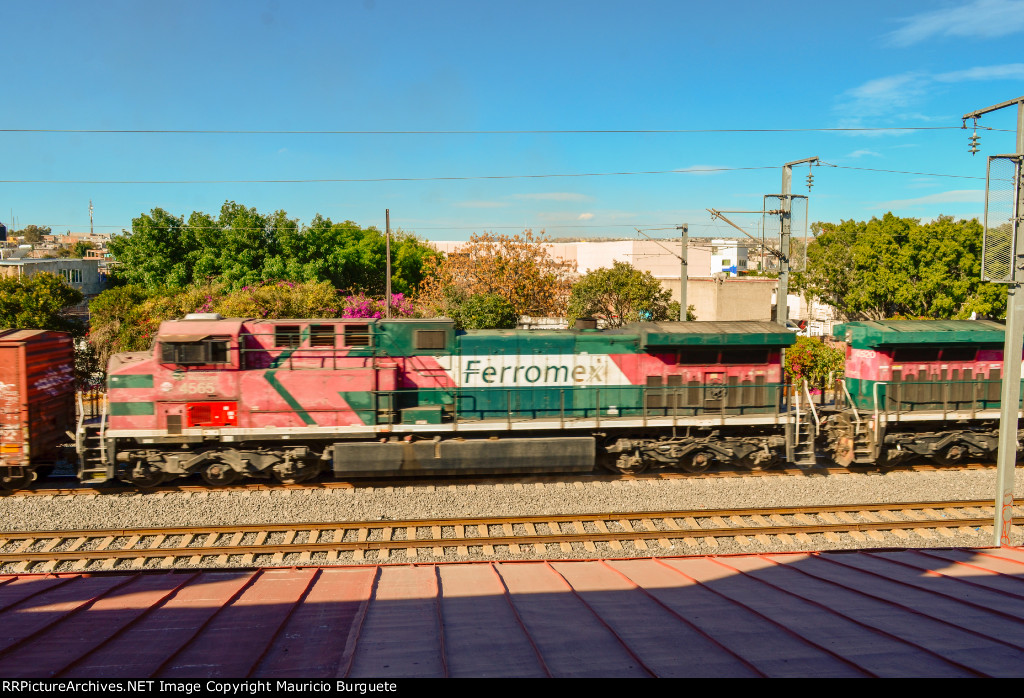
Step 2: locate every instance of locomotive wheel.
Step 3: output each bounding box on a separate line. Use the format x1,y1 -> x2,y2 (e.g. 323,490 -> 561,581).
679,451 -> 713,473
202,462 -> 241,487
602,451 -> 648,474
932,443 -> 968,466
126,465 -> 167,489
273,470 -> 318,485
736,451 -> 779,471
0,469 -> 36,491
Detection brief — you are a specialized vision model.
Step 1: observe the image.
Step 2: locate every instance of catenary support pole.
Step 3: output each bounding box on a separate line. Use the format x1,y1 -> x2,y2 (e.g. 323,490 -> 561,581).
678,223 -> 688,320
964,96 -> 1024,545
779,157 -> 818,326
386,209 -> 392,319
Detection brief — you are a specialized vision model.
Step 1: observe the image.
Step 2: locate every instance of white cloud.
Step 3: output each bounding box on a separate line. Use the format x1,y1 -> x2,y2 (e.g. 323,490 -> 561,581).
510,192 -> 591,202
887,0 -> 1024,47
675,165 -> 730,175
836,63 -> 1024,127
454,200 -> 509,208
878,189 -> 984,208
846,149 -> 882,159
908,177 -> 941,189
934,63 -> 1024,82
577,213 -> 594,220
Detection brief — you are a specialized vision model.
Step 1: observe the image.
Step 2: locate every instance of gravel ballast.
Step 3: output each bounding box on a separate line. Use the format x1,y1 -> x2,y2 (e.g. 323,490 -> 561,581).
1,467 -> 1022,567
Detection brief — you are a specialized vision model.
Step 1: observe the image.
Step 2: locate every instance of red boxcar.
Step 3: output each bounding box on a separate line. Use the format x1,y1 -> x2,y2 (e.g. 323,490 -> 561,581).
0,330 -> 76,489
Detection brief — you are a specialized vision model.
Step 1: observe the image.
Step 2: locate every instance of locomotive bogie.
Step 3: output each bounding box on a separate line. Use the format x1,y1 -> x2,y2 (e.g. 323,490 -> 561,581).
601,429 -> 785,473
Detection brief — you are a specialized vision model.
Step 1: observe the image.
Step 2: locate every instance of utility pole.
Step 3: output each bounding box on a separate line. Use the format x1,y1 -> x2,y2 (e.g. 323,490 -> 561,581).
778,157 -> 818,326
89,200 -> 94,237
678,223 -> 688,320
385,209 -> 392,319
634,225 -> 689,320
963,95 -> 1024,546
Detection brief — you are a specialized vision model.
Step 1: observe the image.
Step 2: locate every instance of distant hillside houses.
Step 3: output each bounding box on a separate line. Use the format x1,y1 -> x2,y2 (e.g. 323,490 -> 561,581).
0,228 -> 113,273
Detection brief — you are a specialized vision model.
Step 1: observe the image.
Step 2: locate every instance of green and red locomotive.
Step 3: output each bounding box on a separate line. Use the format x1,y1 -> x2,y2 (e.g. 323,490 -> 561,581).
7,315 -> 1023,490
824,319 -> 1014,467
88,314 -> 800,486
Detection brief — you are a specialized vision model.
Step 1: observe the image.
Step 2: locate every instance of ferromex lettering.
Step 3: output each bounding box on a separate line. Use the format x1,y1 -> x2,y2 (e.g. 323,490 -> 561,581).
457,354 -> 624,387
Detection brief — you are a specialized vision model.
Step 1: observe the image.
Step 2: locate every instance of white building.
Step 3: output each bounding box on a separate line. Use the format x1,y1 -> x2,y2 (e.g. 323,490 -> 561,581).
709,239 -> 748,277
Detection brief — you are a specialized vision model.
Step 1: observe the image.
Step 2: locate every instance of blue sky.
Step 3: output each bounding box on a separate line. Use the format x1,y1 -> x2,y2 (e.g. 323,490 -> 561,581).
2,0 -> 1023,243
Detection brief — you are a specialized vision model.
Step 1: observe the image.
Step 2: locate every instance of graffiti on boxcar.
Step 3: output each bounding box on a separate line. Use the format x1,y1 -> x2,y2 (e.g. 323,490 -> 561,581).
32,365 -> 74,397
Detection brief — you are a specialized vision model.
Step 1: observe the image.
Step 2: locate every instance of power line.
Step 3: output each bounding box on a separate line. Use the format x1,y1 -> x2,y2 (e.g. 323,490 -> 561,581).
0,165 -> 777,184
0,126 -> 993,135
0,162 -> 989,185
826,163 -> 986,180
15,221 -> 730,233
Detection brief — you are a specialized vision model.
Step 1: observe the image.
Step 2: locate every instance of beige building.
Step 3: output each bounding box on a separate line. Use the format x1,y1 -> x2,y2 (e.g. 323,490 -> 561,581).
430,237 -> 777,322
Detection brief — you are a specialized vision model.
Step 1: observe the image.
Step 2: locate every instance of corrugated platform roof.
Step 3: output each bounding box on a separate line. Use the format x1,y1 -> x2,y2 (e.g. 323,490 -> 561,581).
1,547 -> 1023,678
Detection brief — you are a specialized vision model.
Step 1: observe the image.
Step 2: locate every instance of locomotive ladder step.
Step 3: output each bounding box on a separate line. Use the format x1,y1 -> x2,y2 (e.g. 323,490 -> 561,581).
850,423 -> 875,463
77,426 -> 109,479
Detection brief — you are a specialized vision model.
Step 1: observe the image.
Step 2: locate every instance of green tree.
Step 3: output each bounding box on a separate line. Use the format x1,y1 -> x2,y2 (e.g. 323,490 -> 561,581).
108,208 -> 189,287
69,241 -> 96,258
784,336 -> 845,388
793,213 -> 1006,320
87,284 -> 159,367
418,231 -> 576,318
433,290 -> 519,330
566,261 -> 686,327
0,273 -> 84,334
107,203 -> 438,295
15,225 -> 51,244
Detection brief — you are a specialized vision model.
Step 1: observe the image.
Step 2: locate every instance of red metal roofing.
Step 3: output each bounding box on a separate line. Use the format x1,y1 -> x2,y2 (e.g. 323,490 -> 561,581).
1,547 -> 1023,678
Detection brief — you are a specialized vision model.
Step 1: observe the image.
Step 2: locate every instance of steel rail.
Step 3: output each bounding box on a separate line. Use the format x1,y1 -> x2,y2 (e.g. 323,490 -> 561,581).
0,502 -> 1013,570
0,499 -> 1007,540
0,516 -> 1002,565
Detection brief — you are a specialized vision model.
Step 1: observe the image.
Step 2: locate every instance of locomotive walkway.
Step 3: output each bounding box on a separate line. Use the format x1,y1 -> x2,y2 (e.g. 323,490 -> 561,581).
0,500 -> 1016,572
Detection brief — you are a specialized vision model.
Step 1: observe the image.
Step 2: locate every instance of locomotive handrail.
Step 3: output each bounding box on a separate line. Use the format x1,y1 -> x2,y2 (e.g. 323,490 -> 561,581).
794,383 -> 801,438
872,381 -> 887,425
75,393 -> 85,457
840,380 -> 861,425
99,394 -> 108,465
802,379 -> 820,434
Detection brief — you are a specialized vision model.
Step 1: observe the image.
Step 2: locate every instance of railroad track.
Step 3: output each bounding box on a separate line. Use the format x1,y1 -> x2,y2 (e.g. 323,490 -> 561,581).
5,461 -> 999,498
0,500 -> 1014,573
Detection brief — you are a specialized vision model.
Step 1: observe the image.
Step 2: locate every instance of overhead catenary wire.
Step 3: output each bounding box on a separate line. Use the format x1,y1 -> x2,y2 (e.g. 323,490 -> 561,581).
0,126 -> 1005,135
0,165 -> 778,184
0,163 -> 989,185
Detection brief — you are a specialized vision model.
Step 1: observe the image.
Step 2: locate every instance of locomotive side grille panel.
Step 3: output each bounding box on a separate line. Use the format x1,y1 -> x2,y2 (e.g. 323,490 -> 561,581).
686,380 -> 701,407
415,330 -> 447,350
645,376 -> 664,410
988,368 -> 1001,402
343,324 -> 371,347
